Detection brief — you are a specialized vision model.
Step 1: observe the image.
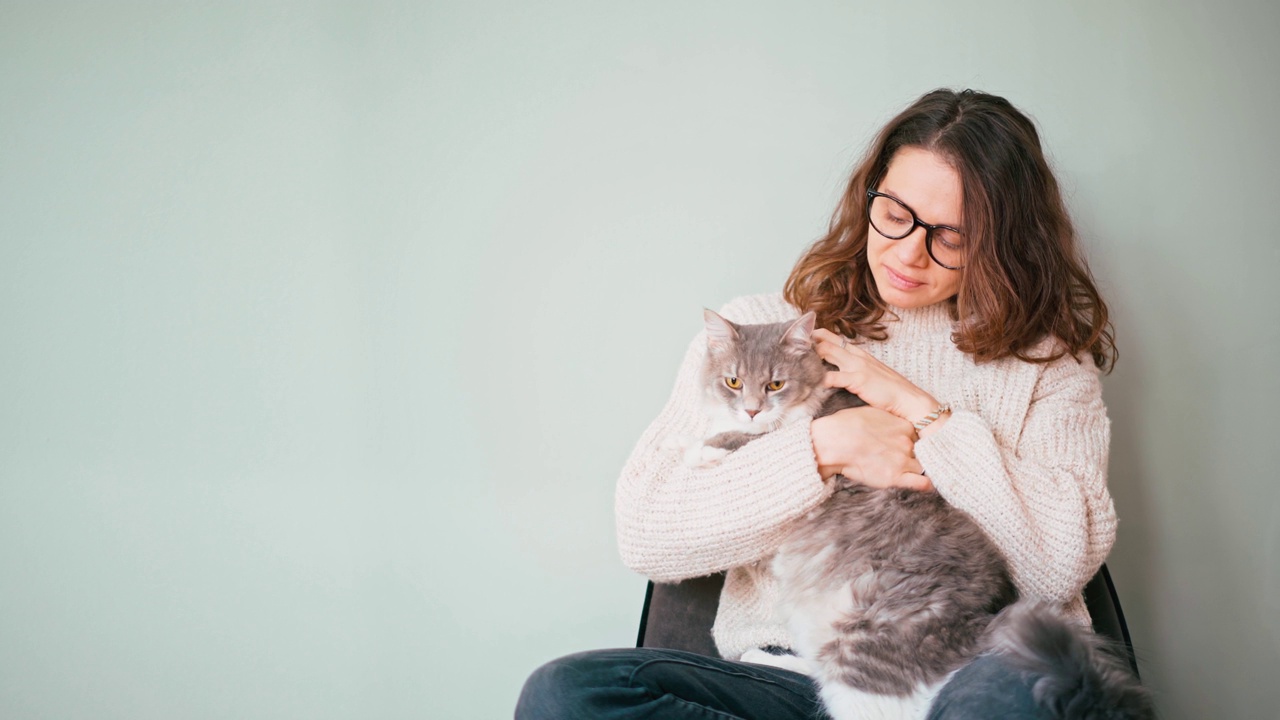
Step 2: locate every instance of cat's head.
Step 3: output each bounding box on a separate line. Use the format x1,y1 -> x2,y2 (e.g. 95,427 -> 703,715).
699,309 -> 830,433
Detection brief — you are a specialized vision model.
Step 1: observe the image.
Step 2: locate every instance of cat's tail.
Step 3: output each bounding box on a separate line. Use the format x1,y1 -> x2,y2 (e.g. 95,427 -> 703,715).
985,600 -> 1155,720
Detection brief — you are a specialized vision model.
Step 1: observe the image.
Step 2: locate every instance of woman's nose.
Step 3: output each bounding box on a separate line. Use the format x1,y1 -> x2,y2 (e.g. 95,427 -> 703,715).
896,227 -> 932,267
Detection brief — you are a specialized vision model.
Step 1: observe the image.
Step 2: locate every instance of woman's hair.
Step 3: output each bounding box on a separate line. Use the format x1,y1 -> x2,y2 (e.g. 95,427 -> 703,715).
783,88 -> 1116,372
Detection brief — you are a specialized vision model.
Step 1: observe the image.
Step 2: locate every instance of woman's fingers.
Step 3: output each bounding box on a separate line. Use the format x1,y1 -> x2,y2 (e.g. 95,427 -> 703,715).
814,338 -> 841,364
812,406 -> 926,490
838,440 -> 926,489
813,328 -> 850,345
815,329 -> 867,352
814,330 -> 859,357
841,464 -> 931,491
817,463 -> 844,481
897,473 -> 935,492
815,331 -> 934,421
823,370 -> 864,389
815,331 -> 877,381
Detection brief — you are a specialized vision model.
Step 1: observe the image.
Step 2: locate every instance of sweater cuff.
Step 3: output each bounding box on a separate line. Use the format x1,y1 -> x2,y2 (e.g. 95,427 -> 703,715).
913,410 -> 1009,516
721,418 -> 830,511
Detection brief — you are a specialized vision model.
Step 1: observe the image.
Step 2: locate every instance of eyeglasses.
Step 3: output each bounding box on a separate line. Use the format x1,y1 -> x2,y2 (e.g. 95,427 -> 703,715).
866,190 -> 966,270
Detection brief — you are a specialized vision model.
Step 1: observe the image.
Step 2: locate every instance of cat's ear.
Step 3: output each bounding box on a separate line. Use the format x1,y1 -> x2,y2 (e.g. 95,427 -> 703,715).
703,309 -> 739,351
780,311 -> 817,355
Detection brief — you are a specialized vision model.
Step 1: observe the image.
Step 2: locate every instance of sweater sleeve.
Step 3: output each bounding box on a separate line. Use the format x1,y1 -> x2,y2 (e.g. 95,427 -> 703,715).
913,355 -> 1117,606
614,318 -> 832,583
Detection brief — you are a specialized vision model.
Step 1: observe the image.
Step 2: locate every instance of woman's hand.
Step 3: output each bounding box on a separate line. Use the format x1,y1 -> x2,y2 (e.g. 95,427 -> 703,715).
810,407 -> 933,491
813,328 -> 943,429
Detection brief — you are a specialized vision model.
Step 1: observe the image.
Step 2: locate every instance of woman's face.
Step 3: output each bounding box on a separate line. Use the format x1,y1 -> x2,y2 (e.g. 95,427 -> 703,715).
866,147 -> 964,309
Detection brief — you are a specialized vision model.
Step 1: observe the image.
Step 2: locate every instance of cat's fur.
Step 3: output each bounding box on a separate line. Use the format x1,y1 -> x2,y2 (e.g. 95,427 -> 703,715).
690,309 -> 1154,720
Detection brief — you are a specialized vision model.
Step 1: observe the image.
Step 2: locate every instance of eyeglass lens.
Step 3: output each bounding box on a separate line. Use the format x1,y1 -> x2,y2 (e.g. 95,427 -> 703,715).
868,194 -> 965,269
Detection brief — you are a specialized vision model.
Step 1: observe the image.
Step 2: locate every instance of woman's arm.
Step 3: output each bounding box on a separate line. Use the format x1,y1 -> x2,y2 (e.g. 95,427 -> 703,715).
913,356 -> 1117,605
614,321 -> 832,583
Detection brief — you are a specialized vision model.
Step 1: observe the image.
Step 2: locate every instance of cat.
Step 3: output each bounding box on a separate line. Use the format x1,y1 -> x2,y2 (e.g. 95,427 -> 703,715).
688,308 -> 1154,720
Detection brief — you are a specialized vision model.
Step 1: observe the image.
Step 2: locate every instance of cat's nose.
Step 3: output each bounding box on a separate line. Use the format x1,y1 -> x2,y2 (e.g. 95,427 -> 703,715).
746,409 -> 761,419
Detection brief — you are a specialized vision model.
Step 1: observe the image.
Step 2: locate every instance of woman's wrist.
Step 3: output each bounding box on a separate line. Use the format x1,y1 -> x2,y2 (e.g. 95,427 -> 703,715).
903,393 -> 942,424
909,398 -> 952,440
914,409 -> 951,439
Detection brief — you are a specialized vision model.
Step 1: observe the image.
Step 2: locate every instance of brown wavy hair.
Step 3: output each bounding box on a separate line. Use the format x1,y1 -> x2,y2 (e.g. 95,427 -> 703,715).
784,89 -> 1116,372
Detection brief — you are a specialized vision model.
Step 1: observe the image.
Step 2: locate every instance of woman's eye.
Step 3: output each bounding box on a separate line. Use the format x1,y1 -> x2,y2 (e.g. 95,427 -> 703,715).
725,377 -> 743,390
888,213 -> 909,225
935,231 -> 964,249
767,380 -> 785,392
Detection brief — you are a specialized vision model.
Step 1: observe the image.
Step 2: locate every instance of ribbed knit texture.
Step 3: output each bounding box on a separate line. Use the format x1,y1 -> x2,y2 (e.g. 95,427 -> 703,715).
615,293 -> 1117,662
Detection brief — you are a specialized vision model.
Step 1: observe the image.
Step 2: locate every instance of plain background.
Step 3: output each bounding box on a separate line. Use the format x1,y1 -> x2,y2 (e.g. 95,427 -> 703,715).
3,1 -> 1278,718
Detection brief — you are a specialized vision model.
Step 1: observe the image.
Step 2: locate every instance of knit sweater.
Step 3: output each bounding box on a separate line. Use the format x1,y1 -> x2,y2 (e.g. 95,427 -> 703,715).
615,292 -> 1117,662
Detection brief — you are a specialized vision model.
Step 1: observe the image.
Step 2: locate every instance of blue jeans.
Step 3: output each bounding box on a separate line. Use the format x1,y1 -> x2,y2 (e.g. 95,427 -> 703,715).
515,648 -> 1043,719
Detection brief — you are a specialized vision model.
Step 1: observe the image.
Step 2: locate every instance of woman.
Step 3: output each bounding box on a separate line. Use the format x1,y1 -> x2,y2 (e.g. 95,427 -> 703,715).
517,88 -> 1119,719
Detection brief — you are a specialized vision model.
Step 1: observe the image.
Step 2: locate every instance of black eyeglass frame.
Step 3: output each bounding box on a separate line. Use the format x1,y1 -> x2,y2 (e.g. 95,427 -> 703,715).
865,189 -> 966,270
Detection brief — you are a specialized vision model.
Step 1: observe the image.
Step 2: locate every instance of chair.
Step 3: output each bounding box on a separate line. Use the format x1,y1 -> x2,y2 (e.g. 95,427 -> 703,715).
636,563 -> 1139,679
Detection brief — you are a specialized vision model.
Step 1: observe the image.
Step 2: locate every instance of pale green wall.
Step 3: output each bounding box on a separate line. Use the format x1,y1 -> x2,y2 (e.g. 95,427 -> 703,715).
2,2 -> 1277,718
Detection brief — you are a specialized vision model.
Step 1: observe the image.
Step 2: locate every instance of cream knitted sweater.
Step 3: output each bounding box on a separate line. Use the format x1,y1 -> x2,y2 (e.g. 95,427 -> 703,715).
615,293 -> 1117,662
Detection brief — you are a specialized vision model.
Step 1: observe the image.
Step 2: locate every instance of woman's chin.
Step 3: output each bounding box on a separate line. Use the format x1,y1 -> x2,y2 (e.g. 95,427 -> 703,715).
875,282 -> 936,310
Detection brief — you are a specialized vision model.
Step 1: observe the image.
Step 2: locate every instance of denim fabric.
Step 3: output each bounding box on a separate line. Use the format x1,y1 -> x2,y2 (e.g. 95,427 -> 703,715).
515,648 -> 826,719
516,649 -> 1045,720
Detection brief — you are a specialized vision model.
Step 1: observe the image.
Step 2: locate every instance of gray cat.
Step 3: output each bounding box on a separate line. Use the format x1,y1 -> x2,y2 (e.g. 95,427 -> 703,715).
691,309 -> 1153,720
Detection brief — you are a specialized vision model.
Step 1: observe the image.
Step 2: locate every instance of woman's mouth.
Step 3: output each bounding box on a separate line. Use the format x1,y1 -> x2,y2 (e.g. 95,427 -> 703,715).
885,266 -> 925,291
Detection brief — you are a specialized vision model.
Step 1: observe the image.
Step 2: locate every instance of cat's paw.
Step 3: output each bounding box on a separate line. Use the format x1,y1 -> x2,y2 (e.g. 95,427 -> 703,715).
665,430 -> 696,453
739,648 -> 814,675
683,443 -> 730,468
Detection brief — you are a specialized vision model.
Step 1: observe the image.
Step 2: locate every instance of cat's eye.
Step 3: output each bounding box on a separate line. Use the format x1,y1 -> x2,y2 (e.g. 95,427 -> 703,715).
767,380 -> 786,392
724,377 -> 743,390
